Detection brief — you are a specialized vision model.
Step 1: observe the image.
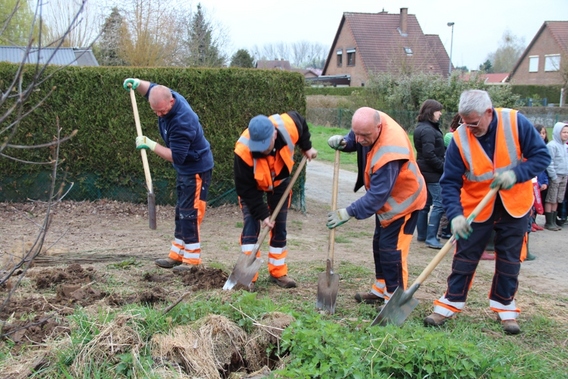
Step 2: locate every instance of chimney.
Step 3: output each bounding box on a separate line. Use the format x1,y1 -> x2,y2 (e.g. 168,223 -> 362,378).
400,8 -> 408,35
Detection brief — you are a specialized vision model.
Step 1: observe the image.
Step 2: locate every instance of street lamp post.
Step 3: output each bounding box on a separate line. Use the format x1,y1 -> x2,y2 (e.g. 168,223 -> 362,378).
447,22 -> 455,76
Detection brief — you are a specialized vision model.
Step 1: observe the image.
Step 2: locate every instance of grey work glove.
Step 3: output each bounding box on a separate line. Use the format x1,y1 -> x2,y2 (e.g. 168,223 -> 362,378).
327,208 -> 351,229
327,135 -> 345,150
123,78 -> 140,90
451,215 -> 472,240
490,170 -> 517,190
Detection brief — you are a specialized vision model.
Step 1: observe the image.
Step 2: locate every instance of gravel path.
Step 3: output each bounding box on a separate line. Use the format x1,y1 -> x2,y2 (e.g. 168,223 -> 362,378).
305,159 -> 568,294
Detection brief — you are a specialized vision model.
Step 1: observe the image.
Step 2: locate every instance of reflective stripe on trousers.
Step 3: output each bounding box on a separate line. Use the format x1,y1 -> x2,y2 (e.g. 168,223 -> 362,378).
433,196 -> 525,319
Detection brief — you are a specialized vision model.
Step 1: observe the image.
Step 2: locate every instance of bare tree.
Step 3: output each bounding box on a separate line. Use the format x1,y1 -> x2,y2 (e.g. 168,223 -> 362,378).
251,41 -> 328,69
0,0 -> 91,335
118,0 -> 181,66
485,30 -> 525,73
40,0 -> 103,47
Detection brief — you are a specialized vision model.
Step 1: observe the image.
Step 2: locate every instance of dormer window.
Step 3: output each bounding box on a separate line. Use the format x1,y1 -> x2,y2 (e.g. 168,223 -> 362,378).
404,47 -> 413,56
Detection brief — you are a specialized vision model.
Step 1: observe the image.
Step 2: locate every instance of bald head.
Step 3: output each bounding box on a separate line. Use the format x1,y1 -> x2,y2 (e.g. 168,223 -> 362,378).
149,85 -> 174,117
351,107 -> 382,146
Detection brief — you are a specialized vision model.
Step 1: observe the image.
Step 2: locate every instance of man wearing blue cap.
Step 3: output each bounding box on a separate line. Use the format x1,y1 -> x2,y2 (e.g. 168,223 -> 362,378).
234,111 -> 318,289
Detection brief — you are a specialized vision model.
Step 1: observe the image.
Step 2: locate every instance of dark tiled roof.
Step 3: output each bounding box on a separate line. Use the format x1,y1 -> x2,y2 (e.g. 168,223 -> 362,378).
325,11 -> 449,76
547,21 -> 568,55
0,46 -> 99,66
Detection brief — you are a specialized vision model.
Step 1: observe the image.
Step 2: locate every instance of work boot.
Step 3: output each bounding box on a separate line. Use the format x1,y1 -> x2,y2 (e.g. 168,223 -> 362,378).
269,275 -> 297,288
501,319 -> 521,335
354,292 -> 384,304
544,212 -> 560,231
155,257 -> 182,269
172,264 -> 194,273
424,312 -> 449,327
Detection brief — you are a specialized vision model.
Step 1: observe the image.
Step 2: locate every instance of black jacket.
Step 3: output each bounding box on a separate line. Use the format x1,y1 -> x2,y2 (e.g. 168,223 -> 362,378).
413,120 -> 445,183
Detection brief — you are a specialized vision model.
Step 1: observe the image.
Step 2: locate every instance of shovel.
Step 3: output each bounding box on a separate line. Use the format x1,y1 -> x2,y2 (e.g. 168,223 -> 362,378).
371,187 -> 499,327
316,149 -> 341,313
128,86 -> 157,230
223,155 -> 308,290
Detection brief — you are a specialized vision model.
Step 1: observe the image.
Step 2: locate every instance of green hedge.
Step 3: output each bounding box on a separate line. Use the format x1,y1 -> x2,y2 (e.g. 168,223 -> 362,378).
0,64 -> 306,207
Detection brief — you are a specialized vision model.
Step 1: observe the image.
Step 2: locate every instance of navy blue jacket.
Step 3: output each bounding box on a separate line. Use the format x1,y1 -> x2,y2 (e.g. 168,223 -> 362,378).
146,83 -> 214,175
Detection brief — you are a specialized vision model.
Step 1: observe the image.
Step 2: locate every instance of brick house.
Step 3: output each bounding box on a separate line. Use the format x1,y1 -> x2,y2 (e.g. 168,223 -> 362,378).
508,21 -> 568,87
321,8 -> 450,87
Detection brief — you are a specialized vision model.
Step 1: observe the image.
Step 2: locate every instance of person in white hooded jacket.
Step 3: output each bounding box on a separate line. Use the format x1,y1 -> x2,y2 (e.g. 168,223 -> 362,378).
544,121 -> 568,230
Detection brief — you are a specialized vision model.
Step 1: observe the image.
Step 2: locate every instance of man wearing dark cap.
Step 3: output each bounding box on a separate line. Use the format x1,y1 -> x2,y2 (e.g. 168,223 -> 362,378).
234,111 -> 318,289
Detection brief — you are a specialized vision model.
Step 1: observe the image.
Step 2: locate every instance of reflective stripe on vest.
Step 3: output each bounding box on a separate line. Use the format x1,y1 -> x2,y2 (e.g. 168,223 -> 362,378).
364,112 -> 427,226
454,108 -> 532,220
457,109 -> 520,182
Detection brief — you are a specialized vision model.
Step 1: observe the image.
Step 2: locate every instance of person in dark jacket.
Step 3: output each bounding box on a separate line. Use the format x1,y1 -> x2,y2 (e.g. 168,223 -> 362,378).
123,78 -> 214,272
234,112 -> 318,289
413,99 -> 446,249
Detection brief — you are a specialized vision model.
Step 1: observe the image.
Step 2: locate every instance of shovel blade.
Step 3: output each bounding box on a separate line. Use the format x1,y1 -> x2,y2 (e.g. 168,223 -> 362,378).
316,268 -> 340,314
223,253 -> 264,290
371,286 -> 419,327
148,192 -> 157,230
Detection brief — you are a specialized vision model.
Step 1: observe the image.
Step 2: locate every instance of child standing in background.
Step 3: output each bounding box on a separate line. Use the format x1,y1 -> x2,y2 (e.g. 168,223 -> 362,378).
544,121 -> 568,231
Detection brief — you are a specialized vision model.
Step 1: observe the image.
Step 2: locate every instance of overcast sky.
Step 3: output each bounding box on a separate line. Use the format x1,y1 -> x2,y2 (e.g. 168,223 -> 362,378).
200,0 -> 568,70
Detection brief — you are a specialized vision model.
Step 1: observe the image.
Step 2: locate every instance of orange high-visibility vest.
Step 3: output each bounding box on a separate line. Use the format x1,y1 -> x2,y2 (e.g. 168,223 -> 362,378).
365,111 -> 427,226
234,113 -> 299,191
452,108 -> 532,221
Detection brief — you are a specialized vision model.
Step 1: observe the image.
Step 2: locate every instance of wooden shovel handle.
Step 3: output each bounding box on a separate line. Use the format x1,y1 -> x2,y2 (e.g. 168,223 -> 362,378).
327,149 -> 341,265
411,187 -> 499,287
129,87 -> 153,194
253,155 -> 308,251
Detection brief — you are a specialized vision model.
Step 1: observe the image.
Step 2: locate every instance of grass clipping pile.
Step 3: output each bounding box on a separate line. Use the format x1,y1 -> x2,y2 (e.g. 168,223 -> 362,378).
151,312 -> 294,378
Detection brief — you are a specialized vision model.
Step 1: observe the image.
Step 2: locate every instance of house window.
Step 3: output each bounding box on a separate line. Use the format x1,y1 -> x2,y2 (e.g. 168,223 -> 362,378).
544,54 -> 560,71
403,47 -> 413,56
528,56 -> 539,72
346,48 -> 356,66
336,49 -> 342,67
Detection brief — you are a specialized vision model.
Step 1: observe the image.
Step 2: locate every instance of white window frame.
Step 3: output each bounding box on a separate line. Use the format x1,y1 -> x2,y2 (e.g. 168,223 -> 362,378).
404,47 -> 413,56
544,54 -> 560,72
528,55 -> 539,72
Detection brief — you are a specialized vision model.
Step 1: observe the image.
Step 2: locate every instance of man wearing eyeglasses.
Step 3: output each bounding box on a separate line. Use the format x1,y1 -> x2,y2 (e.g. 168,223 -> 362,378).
424,90 -> 550,334
326,107 -> 427,306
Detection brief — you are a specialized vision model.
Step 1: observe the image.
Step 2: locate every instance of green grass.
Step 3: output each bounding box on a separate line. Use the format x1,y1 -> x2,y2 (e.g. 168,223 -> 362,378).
309,124 -> 358,171
309,123 -> 416,171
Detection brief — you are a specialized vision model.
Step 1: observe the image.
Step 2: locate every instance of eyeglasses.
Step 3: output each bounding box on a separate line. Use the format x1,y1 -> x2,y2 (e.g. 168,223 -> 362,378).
459,117 -> 482,128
